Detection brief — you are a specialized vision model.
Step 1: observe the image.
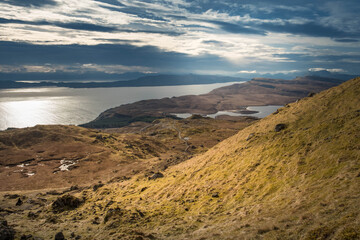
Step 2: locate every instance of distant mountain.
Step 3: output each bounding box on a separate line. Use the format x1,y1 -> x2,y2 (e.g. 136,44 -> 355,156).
0,71 -> 148,82
0,74 -> 245,89
236,70 -> 357,81
306,70 -> 358,80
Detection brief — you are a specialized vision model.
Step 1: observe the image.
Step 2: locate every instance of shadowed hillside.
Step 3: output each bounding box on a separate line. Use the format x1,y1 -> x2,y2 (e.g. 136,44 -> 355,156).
1,77 -> 359,239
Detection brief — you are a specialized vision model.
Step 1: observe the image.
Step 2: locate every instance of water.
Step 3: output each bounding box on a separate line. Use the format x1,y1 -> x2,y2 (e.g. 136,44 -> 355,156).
172,105 -> 282,119
206,106 -> 283,119
0,82 -> 243,130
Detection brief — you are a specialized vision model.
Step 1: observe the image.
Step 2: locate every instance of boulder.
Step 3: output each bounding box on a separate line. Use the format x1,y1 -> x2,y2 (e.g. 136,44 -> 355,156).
51,195 -> 83,213
307,92 -> 316,97
15,198 -> 23,206
54,232 -> 65,240
275,124 -> 286,132
148,172 -> 164,180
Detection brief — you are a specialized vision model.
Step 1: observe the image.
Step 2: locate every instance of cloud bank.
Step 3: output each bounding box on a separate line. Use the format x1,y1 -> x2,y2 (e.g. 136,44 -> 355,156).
0,0 -> 359,79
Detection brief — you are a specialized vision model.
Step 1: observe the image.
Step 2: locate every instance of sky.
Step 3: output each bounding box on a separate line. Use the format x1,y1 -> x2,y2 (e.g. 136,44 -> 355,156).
0,0 -> 359,80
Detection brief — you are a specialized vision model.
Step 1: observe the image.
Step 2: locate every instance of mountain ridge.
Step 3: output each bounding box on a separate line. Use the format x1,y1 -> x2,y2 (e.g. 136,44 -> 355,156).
0,74 -> 244,89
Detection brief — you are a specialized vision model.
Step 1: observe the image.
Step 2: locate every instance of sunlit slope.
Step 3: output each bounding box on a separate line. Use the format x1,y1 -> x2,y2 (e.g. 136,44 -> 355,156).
92,77 -> 360,239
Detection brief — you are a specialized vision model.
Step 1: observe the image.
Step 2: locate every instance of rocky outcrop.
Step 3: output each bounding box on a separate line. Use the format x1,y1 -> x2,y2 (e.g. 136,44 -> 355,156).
52,195 -> 83,213
0,219 -> 15,240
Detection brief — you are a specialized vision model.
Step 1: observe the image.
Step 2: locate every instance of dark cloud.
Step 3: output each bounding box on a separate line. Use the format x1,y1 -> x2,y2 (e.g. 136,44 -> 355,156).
0,17 -> 117,32
0,17 -> 181,35
3,0 -> 57,7
93,39 -> 142,44
94,0 -> 125,7
0,17 -> 26,24
56,22 -> 117,32
209,20 -> 266,35
100,6 -> 167,21
117,29 -> 183,36
0,41 -> 233,72
334,38 -> 359,43
259,21 -> 357,38
202,40 -> 232,47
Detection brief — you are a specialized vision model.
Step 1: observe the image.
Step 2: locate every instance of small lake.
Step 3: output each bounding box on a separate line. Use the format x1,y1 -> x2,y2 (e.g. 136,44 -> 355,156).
172,105 -> 283,119
0,82 -> 244,130
207,106 -> 283,119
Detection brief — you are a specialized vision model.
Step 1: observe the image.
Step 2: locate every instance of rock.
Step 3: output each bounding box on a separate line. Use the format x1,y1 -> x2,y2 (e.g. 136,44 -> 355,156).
307,92 -> 316,97
189,114 -> 204,119
212,193 -> 219,198
0,219 -> 15,240
69,185 -> 79,191
16,198 -> 23,206
4,194 -> 20,199
274,124 -> 286,132
20,235 -> 33,240
27,212 -> 38,219
92,217 -> 100,225
46,190 -> 61,195
54,232 -> 65,240
246,133 -> 254,141
92,182 -> 104,191
148,172 -> 164,180
51,195 -> 83,213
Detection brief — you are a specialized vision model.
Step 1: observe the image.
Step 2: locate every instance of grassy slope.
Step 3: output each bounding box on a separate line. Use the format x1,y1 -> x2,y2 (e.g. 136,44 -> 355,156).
4,78 -> 360,239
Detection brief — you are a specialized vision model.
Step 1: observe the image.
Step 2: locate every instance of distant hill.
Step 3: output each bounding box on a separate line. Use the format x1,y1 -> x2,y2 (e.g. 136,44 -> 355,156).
82,75 -> 346,128
0,74 -> 244,89
1,78 -> 358,239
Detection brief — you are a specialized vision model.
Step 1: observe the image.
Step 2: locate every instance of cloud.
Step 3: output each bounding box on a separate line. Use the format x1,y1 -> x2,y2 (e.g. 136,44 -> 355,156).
259,21 -> 356,38
100,5 -> 167,21
308,68 -> 345,73
56,22 -> 117,32
0,0 -> 359,77
238,70 -> 257,74
94,0 -> 125,7
3,0 -> 57,7
0,17 -> 184,35
0,41 -> 235,73
0,63 -> 155,74
208,20 -> 266,35
0,17 -> 117,32
334,38 -> 359,43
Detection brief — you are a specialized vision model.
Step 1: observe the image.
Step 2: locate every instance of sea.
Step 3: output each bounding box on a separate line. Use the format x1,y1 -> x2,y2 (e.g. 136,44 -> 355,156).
0,81 -> 249,130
